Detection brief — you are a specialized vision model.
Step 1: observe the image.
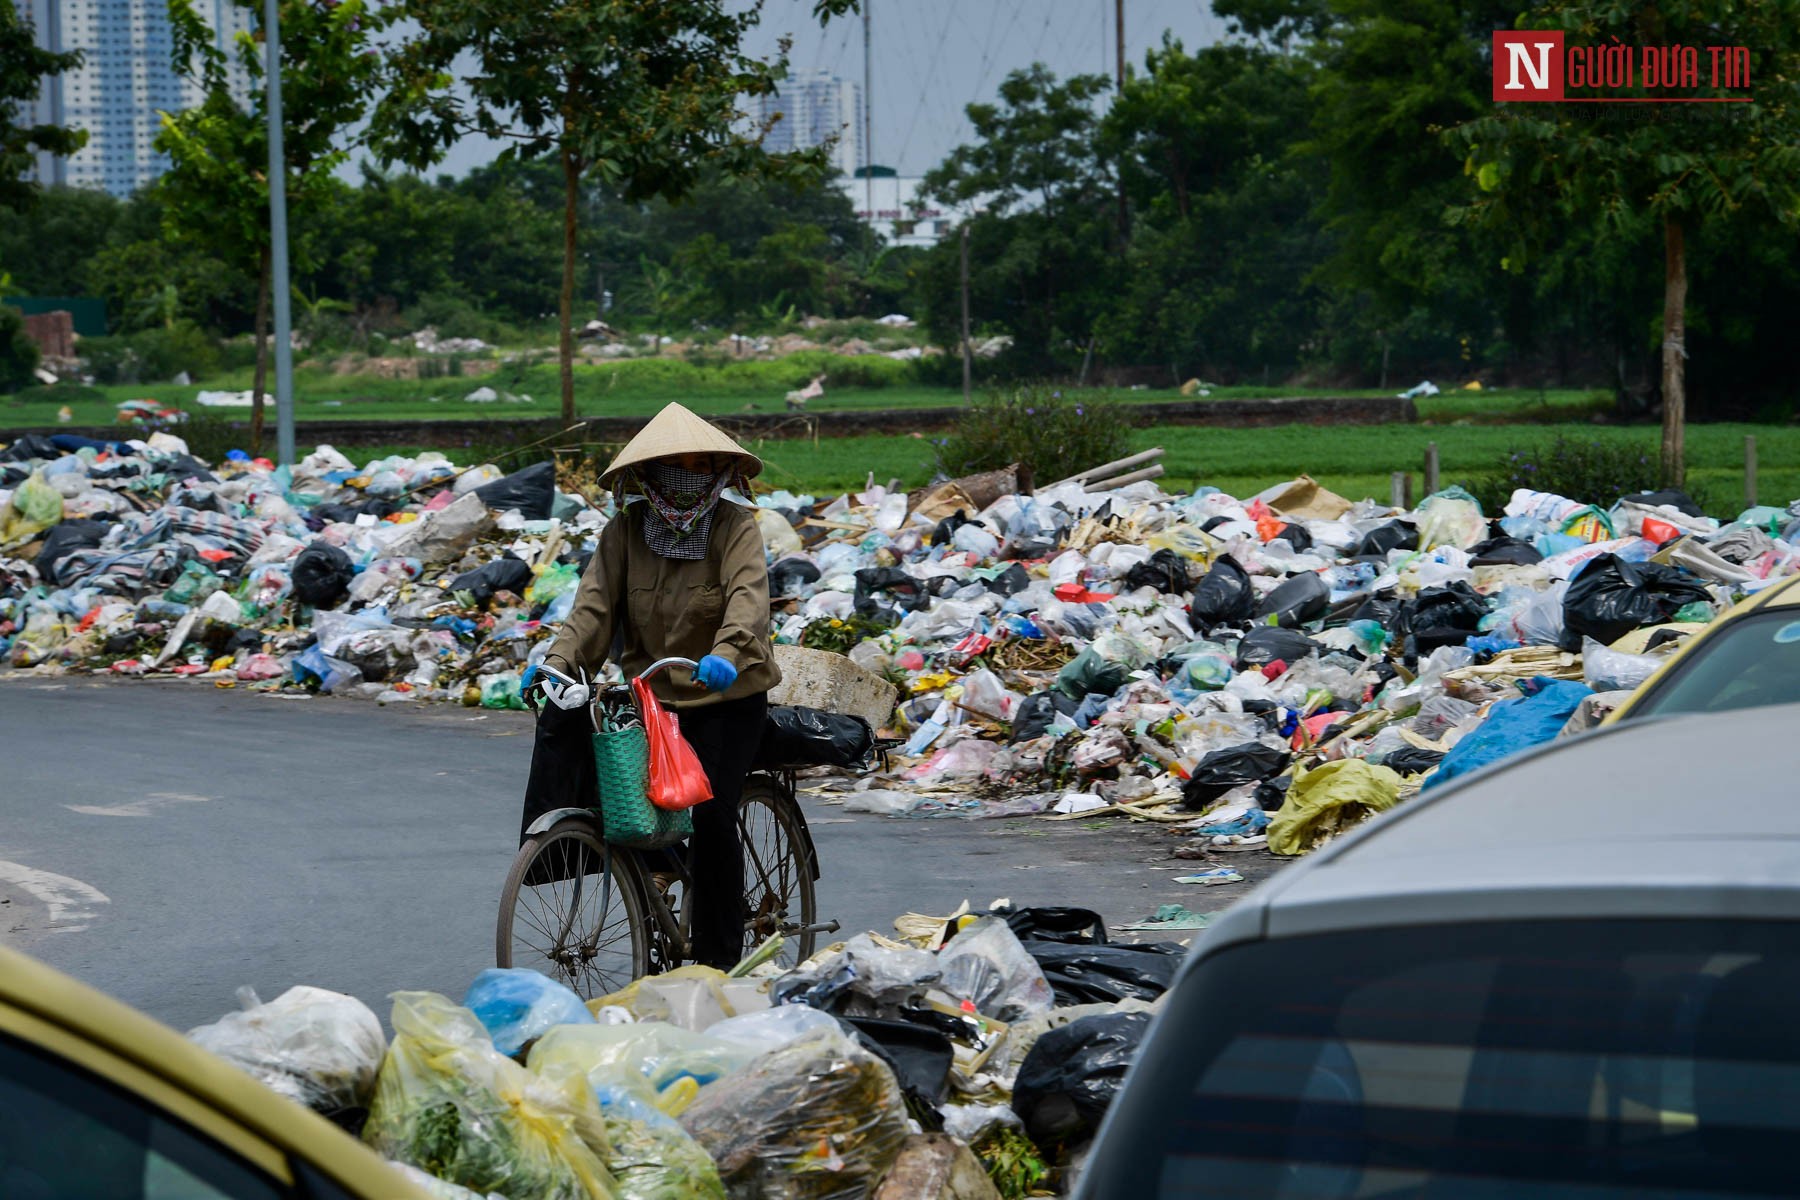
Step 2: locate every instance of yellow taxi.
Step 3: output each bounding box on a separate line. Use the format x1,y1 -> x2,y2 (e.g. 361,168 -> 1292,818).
1608,573 -> 1800,723
0,943 -> 427,1199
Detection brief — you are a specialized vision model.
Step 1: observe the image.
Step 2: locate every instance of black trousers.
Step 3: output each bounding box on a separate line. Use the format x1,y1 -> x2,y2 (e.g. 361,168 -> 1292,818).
674,691 -> 769,970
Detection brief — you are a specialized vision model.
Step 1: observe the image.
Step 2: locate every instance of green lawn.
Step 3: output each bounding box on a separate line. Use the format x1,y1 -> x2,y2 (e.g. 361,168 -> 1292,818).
3,353 -> 1606,428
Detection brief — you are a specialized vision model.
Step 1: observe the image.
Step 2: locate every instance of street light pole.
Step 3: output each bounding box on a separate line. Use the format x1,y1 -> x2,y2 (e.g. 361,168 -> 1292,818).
265,0 -> 295,466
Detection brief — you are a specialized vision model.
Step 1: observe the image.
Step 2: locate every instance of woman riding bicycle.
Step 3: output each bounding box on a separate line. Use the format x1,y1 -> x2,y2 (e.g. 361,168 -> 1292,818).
525,402 -> 779,970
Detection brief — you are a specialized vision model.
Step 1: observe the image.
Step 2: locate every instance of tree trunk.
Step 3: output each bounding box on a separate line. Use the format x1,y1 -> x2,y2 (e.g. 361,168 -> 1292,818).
558,146 -> 579,424
250,245 -> 271,458
1660,215 -> 1687,487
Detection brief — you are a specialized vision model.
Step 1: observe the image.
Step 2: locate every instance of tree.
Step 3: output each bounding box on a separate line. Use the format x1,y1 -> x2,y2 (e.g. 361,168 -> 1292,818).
1,0 -> 84,213
158,0 -> 387,451
920,66 -> 1121,374
1455,1 -> 1800,483
372,0 -> 859,423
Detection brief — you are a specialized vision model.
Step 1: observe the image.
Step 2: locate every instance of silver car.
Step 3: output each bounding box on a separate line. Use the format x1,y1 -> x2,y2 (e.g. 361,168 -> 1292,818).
1077,704 -> 1800,1198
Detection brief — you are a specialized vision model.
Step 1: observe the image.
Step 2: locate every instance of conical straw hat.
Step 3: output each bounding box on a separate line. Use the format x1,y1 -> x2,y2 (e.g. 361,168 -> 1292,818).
600,402 -> 763,490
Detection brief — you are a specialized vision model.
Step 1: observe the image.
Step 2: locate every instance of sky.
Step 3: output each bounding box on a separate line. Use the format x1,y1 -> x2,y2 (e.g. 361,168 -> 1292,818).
425,0 -> 1234,179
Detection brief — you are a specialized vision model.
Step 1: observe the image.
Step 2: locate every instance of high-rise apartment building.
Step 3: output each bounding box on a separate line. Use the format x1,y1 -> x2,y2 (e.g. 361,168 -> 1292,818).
753,69 -> 862,179
15,0 -> 254,197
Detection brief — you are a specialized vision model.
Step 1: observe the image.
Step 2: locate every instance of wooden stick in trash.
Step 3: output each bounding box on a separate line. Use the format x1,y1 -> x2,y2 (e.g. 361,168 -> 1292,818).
1049,447 -> 1164,489
1084,464 -> 1165,491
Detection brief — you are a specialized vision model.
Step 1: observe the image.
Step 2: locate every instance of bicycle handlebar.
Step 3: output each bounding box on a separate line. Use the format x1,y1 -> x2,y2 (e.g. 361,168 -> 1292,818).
637,657 -> 699,683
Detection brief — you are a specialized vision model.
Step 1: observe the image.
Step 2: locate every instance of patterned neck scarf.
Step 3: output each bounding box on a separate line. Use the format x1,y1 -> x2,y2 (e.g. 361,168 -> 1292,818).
634,461 -> 733,559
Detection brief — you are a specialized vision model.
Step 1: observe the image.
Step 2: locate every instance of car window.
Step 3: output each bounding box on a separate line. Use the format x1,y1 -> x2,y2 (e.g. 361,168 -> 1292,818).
1630,610 -> 1800,718
0,1031 -> 286,1200
1087,919 -> 1800,1198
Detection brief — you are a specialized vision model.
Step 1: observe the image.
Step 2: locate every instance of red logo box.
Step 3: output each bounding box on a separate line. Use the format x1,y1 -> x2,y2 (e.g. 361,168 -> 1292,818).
1493,30 -> 1565,101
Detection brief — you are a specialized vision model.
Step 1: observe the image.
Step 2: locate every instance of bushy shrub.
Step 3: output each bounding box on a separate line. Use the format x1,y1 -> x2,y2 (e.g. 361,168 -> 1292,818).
1463,434 -> 1665,514
80,324 -> 220,385
401,292 -> 521,345
0,306 -> 42,392
935,385 -> 1132,485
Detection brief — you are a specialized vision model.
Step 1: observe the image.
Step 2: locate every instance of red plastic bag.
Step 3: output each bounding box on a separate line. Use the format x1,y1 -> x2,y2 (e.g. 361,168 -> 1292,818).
631,677 -> 714,811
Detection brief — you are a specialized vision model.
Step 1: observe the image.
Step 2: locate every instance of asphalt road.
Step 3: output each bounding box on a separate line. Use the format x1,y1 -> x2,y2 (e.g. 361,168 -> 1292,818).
0,675 -> 1282,1032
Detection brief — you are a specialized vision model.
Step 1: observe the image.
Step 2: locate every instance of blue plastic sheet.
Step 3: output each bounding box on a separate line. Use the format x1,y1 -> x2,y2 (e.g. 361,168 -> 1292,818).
1422,677 -> 1593,792
462,967 -> 594,1058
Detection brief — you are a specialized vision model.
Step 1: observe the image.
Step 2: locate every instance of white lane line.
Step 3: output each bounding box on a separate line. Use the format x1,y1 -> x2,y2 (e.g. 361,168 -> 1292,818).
0,861 -> 110,932
65,792 -> 214,818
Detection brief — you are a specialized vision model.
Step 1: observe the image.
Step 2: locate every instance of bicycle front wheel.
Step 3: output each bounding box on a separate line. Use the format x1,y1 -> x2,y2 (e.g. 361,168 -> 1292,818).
497,816 -> 649,998
738,776 -> 819,967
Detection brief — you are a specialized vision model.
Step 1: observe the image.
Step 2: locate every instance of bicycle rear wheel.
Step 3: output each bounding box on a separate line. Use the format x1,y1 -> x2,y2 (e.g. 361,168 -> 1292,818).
738,776 -> 819,967
497,816 -> 650,998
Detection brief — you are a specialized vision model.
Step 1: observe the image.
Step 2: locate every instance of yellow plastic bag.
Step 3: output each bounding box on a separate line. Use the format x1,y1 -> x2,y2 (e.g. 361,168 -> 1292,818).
587,965 -> 734,1029
1268,759 -> 1403,855
362,992 -> 619,1200
529,1023 -> 753,1118
0,472 -> 63,547
1146,524 -> 1217,563
530,1041 -> 726,1200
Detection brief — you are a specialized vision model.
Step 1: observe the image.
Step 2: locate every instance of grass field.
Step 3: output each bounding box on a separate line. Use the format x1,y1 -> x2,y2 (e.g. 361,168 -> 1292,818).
1,354 -> 1608,428
365,419 -> 1791,517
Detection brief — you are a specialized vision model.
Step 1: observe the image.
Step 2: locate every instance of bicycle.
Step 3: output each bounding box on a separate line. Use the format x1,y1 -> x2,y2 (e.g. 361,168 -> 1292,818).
495,657 -> 841,999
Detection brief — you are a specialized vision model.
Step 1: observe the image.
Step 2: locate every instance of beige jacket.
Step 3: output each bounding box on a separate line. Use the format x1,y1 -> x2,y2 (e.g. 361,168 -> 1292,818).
544,501 -> 780,707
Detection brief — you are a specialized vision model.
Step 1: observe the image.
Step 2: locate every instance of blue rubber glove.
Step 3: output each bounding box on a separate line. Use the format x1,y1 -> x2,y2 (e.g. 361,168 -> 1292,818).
693,654 -> 738,692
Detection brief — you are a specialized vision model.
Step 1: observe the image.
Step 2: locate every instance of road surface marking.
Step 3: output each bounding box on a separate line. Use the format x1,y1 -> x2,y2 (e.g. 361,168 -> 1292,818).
66,791 -> 215,818
0,861 -> 110,932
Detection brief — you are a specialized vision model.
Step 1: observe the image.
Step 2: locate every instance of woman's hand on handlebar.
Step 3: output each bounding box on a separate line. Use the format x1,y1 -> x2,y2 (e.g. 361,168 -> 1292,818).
693,654 -> 738,693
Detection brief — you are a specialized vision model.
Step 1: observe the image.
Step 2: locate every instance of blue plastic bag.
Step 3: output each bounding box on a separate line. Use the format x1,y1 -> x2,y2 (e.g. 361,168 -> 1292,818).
1422,678 -> 1592,792
462,968 -> 594,1057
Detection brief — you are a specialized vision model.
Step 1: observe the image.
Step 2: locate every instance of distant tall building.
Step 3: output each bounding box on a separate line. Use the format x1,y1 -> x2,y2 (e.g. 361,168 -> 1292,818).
754,70 -> 862,179
15,0 -> 255,197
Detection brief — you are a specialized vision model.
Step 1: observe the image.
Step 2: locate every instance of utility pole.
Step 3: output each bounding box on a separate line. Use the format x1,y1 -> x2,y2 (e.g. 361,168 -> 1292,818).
960,225 -> 972,405
862,1 -> 874,225
265,0 -> 294,467
1114,0 -> 1127,240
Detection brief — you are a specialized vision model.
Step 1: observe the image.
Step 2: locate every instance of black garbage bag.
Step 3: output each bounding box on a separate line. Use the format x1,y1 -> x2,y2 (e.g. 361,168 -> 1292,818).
1384,745 -> 1446,776
841,1017 -> 953,1111
930,510 -> 978,547
313,498 -> 398,525
1011,691 -> 1080,742
1234,626 -> 1322,671
34,518 -> 110,586
1622,488 -> 1705,518
1182,742 -> 1292,810
1469,535 -> 1543,566
1408,582 -> 1488,652
1055,648 -> 1129,700
855,566 -> 929,611
1256,571 -> 1329,628
1270,523 -> 1314,552
1123,549 -> 1190,595
987,562 -> 1032,597
1201,515 -> 1233,533
450,555 -> 533,604
1014,1012 -> 1152,1146
1189,557 -> 1255,629
1,433 -> 63,462
753,705 -> 874,769
1352,590 -> 1409,638
290,544 -> 355,608
998,906 -> 1108,945
1027,943 -> 1185,1007
1254,776 -> 1291,811
1353,521 -> 1418,557
1561,553 -> 1713,650
768,556 -> 821,598
474,460 -> 556,520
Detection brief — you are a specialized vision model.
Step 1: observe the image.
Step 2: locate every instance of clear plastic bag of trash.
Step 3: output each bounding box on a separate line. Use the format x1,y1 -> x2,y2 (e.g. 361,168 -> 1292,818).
187,985 -> 386,1116
462,968 -> 595,1058
1415,487 -> 1488,550
936,916 -> 1055,1022
678,1027 -> 910,1200
1581,636 -> 1666,692
527,1021 -> 754,1118
362,992 -> 616,1200
707,1005 -> 843,1057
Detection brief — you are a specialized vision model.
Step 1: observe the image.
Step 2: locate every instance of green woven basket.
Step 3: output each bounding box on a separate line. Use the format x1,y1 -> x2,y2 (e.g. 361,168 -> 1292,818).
591,723 -> 692,850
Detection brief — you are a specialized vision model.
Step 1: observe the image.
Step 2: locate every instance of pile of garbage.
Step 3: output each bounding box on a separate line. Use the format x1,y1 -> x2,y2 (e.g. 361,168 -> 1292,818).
5,429 -> 1799,851
187,903 -> 1171,1199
